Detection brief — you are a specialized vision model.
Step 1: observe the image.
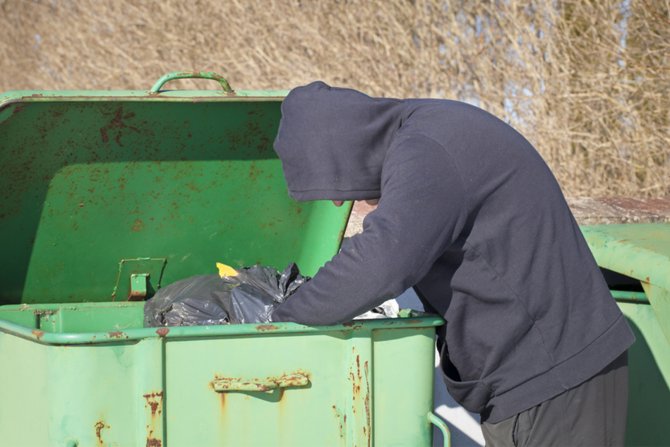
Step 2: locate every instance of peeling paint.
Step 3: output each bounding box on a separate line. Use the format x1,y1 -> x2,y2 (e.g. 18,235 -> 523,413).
143,391 -> 164,416
142,391 -> 164,446
32,329 -> 44,340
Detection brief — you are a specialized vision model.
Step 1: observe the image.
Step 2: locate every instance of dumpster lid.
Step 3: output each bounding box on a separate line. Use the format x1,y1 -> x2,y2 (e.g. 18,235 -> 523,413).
582,224 -> 670,294
582,223 -> 670,343
0,72 -> 351,305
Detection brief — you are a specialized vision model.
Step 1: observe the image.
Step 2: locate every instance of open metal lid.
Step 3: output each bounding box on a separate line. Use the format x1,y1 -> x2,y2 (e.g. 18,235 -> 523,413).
0,72 -> 351,305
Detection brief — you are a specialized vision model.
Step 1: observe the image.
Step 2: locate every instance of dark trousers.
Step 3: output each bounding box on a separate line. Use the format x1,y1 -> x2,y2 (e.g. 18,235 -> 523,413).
481,352 -> 628,447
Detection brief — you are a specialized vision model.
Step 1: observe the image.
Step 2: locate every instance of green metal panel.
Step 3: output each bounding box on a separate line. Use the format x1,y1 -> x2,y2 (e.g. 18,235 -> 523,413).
582,224 -> 670,341
0,302 -> 444,446
618,302 -> 670,447
0,85 -> 349,305
582,224 -> 670,446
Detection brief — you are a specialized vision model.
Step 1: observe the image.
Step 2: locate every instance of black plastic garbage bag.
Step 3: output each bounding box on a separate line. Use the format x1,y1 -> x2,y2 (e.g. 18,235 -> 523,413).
144,263 -> 308,327
225,263 -> 308,324
143,274 -> 233,327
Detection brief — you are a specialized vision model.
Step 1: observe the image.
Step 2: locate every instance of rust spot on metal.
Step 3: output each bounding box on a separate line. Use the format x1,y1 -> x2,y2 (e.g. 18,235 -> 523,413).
12,104 -> 26,116
256,324 -> 279,331
143,391 -> 164,447
350,370 -> 361,397
156,327 -> 169,337
212,371 -> 310,393
108,331 -> 125,339
280,373 -> 309,387
99,106 -> 139,146
343,321 -> 355,327
332,404 -> 345,439
143,391 -> 164,417
128,291 -> 146,301
131,218 -> 145,232
248,162 -> 261,181
94,420 -> 109,446
364,360 -> 371,445
32,329 -> 44,340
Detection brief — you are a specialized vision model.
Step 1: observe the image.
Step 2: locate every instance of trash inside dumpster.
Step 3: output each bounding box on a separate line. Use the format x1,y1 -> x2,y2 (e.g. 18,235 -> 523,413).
144,274 -> 233,327
144,262 -> 307,326
0,72 -> 450,447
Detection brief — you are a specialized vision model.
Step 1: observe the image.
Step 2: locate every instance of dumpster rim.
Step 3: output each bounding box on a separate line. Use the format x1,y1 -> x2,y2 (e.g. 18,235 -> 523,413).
581,223 -> 670,295
0,308 -> 444,346
0,90 -> 288,109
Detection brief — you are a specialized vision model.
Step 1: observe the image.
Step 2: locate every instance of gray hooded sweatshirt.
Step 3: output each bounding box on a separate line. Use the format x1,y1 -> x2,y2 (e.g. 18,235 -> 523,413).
271,81 -> 634,423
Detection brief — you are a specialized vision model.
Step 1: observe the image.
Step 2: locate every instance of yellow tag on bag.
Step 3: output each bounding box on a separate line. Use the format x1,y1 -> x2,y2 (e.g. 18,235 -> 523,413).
216,262 -> 239,278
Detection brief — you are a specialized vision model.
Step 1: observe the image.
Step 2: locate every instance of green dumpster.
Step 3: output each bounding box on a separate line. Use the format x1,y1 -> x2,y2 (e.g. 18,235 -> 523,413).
582,224 -> 670,447
0,72 -> 450,447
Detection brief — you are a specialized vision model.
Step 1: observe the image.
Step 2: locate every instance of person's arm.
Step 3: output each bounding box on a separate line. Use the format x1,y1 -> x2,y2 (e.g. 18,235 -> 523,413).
272,136 -> 469,325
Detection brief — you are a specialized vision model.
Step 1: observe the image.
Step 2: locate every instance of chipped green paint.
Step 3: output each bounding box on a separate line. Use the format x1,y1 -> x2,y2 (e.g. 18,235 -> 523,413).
0,300 -> 444,446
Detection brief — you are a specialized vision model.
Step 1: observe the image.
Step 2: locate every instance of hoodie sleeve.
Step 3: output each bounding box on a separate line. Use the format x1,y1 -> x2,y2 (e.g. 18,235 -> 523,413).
271,135 -> 469,325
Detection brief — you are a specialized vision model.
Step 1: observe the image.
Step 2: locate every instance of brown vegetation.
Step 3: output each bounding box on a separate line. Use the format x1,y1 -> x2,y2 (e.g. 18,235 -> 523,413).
1,0 -> 667,197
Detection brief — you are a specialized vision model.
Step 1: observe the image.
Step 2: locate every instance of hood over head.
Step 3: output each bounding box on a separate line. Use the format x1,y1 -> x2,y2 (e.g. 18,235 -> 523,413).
273,81 -> 404,201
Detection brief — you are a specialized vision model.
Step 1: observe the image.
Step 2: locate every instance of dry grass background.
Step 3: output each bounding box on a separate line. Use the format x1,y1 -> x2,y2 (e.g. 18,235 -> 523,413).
0,0 -> 668,197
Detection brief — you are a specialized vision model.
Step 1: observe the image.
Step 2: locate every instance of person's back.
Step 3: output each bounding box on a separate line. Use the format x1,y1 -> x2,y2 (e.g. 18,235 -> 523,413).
272,81 -> 634,446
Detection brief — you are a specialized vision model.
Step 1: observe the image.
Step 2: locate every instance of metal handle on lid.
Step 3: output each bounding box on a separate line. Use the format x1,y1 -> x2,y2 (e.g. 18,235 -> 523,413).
150,71 -> 234,94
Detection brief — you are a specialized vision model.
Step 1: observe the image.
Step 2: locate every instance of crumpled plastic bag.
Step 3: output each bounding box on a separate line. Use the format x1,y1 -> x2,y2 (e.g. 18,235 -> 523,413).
144,263 -> 308,327
224,263 -> 308,324
143,274 -> 232,327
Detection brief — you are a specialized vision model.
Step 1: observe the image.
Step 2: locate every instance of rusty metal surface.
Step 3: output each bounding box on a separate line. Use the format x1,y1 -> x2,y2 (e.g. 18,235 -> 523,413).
0,98 -> 350,305
94,420 -> 109,446
211,371 -> 311,392
347,343 -> 373,446
144,391 -> 164,447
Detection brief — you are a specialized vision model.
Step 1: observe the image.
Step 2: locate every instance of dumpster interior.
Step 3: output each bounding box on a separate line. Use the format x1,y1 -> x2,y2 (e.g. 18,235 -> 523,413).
0,99 -> 351,306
